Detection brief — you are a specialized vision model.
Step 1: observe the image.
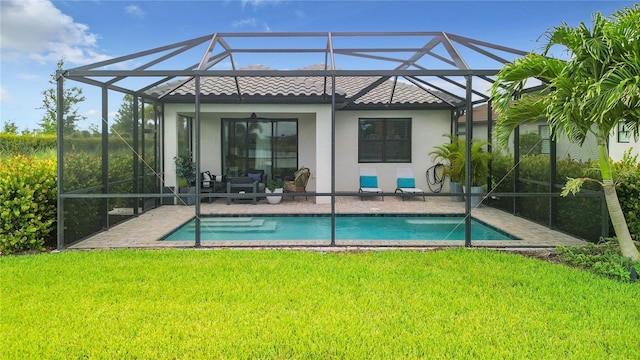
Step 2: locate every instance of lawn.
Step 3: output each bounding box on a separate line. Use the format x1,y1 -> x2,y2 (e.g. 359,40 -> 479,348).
2,249 -> 639,359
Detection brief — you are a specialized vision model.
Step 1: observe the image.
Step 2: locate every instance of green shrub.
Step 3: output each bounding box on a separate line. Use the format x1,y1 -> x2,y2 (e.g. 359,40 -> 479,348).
0,155 -> 57,254
64,136 -> 135,153
0,134 -> 56,156
519,131 -> 542,155
557,240 -> 639,282
611,151 -> 640,241
490,153 -> 606,241
61,150 -> 139,245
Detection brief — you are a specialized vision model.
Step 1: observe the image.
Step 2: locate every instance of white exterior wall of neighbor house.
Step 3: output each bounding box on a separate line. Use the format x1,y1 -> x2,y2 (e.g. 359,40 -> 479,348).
609,128 -> 639,161
334,109 -> 451,194
515,123 -> 600,161
470,122 -> 600,161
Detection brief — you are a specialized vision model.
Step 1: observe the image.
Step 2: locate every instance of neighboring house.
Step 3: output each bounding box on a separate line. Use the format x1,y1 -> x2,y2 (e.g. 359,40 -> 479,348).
458,103 -> 637,162
609,122 -> 639,161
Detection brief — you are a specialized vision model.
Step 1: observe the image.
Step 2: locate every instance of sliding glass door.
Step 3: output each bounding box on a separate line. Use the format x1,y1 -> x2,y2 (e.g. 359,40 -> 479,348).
222,118 -> 298,180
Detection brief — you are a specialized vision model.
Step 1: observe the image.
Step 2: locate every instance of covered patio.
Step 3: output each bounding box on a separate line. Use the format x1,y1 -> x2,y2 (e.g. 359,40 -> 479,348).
57,32 -> 604,249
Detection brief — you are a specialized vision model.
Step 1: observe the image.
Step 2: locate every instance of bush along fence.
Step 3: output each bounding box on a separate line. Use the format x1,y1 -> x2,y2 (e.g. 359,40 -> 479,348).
0,134 -> 56,156
490,152 -> 640,243
0,155 -> 57,254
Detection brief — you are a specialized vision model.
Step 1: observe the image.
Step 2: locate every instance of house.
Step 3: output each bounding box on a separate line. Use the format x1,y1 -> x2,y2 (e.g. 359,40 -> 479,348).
458,103 -> 638,162
151,64 -> 460,204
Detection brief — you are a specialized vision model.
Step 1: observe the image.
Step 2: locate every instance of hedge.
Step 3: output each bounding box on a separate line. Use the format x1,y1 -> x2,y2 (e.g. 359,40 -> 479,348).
0,134 -> 56,155
490,152 -> 640,242
0,155 -> 57,254
0,134 -> 136,156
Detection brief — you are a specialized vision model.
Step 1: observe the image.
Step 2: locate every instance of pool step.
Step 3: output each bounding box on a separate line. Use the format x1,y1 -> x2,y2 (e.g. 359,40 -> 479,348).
186,218 -> 277,232
406,219 -> 464,225
200,218 -> 265,227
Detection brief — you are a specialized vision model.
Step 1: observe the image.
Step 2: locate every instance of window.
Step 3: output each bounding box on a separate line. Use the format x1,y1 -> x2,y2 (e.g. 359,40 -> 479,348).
222,118 -> 298,180
539,125 -> 550,155
177,115 -> 193,156
617,122 -> 630,143
358,118 -> 411,163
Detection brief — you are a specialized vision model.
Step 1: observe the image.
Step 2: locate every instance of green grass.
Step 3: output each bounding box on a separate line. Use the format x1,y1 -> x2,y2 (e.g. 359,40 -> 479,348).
2,249 -> 639,359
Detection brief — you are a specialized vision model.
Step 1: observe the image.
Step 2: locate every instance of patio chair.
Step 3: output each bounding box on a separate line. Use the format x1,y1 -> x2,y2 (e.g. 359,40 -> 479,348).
359,167 -> 384,201
246,169 -> 266,192
394,167 -> 425,201
200,171 -> 216,203
284,167 -> 311,201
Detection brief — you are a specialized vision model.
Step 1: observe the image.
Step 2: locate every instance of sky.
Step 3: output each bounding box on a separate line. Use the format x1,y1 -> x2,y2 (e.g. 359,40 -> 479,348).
0,0 -> 637,132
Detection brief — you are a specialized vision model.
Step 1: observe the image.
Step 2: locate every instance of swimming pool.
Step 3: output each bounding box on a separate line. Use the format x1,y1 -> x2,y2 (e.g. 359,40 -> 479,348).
161,215 -> 518,241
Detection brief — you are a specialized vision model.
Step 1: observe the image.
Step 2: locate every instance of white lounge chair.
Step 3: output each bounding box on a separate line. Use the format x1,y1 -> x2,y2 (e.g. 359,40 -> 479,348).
394,167 -> 425,201
359,167 -> 384,201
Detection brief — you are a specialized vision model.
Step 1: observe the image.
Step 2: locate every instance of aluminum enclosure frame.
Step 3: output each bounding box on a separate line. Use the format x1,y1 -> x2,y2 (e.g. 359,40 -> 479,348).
56,31 -> 543,249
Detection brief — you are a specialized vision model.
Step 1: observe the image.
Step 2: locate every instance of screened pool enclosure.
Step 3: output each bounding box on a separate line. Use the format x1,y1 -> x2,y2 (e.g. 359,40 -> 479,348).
56,32 -> 608,248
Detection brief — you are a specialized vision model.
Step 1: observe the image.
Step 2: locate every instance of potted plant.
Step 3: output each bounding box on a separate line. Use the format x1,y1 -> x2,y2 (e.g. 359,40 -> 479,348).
265,178 -> 284,204
429,135 -> 465,201
174,150 -> 196,205
450,138 -> 492,207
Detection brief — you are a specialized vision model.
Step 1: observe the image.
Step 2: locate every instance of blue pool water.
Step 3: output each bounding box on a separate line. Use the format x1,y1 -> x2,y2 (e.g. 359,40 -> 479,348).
162,215 -> 517,241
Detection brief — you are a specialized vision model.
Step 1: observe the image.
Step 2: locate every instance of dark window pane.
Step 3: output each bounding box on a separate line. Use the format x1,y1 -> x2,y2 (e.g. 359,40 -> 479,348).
386,140 -> 411,162
223,119 -> 297,179
359,118 -> 411,163
359,140 -> 383,162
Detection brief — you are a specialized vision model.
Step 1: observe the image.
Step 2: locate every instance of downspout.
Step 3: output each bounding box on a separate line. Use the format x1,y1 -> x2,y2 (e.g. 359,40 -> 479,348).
56,71 -> 65,250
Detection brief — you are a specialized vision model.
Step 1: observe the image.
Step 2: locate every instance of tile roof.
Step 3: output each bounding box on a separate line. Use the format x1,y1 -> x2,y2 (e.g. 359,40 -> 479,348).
146,64 -> 461,108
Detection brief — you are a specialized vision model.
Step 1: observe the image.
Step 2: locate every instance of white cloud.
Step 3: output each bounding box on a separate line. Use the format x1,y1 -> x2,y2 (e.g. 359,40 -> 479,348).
0,0 -> 111,64
241,0 -> 282,9
230,17 -> 272,32
231,18 -> 258,28
17,73 -> 41,81
294,10 -> 306,19
84,109 -> 100,117
125,5 -> 145,18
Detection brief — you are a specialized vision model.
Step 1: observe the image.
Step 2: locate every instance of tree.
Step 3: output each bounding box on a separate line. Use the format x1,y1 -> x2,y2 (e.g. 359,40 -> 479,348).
110,94 -> 156,139
490,5 -> 640,261
1,120 -> 18,134
37,59 -> 86,135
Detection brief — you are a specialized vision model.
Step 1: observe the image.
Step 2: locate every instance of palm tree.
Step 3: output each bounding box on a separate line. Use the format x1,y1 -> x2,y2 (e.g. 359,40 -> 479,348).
490,5 -> 640,261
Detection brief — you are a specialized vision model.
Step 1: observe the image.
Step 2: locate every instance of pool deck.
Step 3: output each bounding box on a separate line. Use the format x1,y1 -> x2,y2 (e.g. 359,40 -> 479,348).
68,195 -> 587,250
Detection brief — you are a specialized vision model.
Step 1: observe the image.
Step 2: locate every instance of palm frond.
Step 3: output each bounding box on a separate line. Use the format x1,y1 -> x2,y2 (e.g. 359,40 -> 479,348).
494,92 -> 548,147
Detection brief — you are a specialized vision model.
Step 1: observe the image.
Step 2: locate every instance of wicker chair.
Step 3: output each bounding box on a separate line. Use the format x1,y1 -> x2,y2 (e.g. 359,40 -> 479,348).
284,167 -> 311,201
